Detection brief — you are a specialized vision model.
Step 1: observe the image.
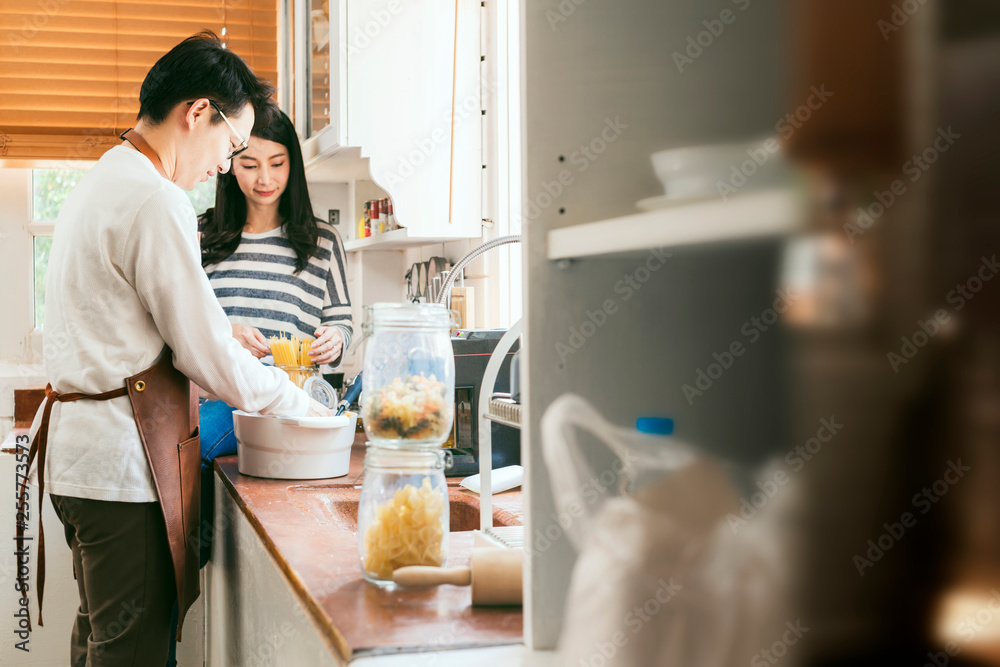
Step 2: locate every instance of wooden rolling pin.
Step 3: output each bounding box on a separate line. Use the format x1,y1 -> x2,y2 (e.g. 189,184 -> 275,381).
392,548 -> 522,606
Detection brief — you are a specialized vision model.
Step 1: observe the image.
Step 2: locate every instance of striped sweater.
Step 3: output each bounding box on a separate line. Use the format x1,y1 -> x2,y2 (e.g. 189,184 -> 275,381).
204,219 -> 353,366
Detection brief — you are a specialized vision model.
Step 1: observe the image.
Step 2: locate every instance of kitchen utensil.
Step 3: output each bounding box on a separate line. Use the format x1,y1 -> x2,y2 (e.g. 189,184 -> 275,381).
234,410 -> 357,479
417,262 -> 428,300
431,276 -> 442,304
336,372 -> 363,416
426,256 -> 450,298
405,264 -> 416,301
393,547 -> 523,606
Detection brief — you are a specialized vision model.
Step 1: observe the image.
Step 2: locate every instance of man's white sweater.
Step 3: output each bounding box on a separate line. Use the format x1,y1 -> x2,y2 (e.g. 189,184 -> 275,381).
29,145 -> 309,503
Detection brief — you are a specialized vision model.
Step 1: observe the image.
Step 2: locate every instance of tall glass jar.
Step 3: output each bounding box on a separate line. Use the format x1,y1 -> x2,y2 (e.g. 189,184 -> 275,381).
361,303 -> 456,449
358,446 -> 449,587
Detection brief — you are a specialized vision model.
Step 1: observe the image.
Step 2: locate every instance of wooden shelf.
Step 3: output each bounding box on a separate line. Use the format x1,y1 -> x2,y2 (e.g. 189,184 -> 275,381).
546,188 -> 804,260
343,226 -> 481,251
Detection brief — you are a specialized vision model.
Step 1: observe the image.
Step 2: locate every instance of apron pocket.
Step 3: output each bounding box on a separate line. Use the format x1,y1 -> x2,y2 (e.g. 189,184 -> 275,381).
177,430 -> 201,550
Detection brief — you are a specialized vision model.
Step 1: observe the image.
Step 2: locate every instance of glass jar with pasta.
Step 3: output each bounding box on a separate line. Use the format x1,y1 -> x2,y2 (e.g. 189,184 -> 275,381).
358,446 -> 449,587
361,303 -> 456,450
268,333 -> 318,388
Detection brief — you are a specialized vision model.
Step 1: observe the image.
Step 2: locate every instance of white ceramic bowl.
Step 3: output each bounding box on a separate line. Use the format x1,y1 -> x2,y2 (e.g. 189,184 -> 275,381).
234,410 -> 358,479
651,139 -> 786,199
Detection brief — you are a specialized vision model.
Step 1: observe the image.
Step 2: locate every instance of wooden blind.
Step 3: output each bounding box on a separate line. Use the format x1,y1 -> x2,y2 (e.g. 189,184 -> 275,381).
0,0 -> 278,163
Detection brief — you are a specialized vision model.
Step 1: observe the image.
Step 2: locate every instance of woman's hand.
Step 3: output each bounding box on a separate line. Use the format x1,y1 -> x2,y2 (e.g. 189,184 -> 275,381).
232,323 -> 270,358
310,326 -> 344,366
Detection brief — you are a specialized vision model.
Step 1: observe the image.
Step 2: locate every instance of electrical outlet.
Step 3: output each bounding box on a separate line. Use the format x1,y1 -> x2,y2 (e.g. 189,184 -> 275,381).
328,209 -> 340,226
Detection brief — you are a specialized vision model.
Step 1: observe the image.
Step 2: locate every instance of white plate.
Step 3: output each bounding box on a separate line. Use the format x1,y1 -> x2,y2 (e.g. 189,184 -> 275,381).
635,192 -> 718,212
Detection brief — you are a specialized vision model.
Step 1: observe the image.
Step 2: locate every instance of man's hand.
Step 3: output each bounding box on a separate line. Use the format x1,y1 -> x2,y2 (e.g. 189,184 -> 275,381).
306,398 -> 333,416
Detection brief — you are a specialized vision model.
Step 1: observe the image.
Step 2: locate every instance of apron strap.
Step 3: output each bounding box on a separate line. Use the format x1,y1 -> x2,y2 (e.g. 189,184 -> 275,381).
15,383 -> 128,629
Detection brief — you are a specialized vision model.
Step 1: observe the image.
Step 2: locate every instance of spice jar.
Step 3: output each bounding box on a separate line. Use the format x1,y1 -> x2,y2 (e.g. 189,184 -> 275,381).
358,446 -> 449,587
361,303 -> 456,450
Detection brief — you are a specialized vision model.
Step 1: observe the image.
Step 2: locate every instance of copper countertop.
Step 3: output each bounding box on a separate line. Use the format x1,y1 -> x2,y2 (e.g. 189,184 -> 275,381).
213,433 -> 524,662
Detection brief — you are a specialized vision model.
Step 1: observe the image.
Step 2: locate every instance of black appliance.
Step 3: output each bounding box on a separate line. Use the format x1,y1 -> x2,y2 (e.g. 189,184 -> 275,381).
445,329 -> 520,477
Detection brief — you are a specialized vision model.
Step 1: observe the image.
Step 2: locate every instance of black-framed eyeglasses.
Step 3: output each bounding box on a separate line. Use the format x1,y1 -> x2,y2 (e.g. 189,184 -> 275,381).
188,100 -> 249,160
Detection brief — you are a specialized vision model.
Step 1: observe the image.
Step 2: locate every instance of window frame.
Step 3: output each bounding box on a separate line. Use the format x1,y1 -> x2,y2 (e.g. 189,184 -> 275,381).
28,163 -> 93,348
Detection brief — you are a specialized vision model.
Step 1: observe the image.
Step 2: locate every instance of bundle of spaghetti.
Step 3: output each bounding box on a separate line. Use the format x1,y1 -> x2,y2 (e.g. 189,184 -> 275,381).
268,333 -> 315,386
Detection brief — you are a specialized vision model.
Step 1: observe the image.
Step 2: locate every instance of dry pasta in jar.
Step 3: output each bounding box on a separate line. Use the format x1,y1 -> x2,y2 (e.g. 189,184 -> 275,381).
358,447 -> 449,586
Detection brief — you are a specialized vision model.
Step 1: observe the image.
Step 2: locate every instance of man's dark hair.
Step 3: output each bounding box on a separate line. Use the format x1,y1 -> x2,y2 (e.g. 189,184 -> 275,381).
137,31 -> 275,125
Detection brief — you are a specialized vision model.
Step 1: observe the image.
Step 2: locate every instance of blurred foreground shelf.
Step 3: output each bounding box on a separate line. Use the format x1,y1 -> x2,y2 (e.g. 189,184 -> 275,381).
546,188 -> 803,260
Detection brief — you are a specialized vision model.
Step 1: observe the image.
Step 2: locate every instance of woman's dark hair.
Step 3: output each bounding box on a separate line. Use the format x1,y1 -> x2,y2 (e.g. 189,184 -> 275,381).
199,103 -> 319,273
138,31 -> 274,125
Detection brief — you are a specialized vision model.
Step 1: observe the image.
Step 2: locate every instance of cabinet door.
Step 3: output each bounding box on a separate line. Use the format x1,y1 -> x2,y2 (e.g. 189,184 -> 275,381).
346,0 -> 482,240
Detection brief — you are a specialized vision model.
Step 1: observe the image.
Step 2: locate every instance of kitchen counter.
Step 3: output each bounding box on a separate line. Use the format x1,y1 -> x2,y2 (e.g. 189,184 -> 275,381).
210,433 -> 524,663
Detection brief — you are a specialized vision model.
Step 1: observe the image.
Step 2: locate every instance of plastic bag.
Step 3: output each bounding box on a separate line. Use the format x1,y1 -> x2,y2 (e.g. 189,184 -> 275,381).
541,394 -> 795,667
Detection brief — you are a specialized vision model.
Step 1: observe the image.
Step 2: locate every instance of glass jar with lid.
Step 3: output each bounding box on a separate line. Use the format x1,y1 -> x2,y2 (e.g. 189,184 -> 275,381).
275,364 -> 320,390
358,446 -> 450,587
361,303 -> 456,450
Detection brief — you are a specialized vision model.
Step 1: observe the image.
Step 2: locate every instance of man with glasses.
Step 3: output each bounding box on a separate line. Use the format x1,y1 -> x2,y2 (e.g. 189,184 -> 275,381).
25,31 -> 329,666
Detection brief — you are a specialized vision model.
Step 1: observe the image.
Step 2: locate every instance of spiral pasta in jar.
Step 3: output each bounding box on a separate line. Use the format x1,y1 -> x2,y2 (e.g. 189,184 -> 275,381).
358,447 -> 449,586
361,303 -> 455,449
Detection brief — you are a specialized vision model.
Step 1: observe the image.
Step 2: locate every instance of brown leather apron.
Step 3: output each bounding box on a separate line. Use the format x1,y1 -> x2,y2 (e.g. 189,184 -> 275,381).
16,346 -> 201,641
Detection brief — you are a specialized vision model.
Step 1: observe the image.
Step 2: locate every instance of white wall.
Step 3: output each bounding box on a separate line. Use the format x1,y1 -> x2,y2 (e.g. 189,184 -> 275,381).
0,169 -> 46,440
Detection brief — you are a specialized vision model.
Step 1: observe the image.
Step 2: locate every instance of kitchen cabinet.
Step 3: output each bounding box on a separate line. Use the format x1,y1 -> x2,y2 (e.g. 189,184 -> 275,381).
519,0 -> 795,648
519,0 -> 933,659
204,444 -> 523,664
298,0 -> 485,249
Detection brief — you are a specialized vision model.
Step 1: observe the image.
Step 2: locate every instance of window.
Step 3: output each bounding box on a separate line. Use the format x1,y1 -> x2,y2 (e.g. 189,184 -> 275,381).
31,169 -> 216,329
0,1 -> 278,163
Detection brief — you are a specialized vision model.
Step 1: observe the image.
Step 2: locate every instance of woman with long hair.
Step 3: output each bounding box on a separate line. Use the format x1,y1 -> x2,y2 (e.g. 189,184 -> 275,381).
197,101 -> 352,468
166,103 -> 352,664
